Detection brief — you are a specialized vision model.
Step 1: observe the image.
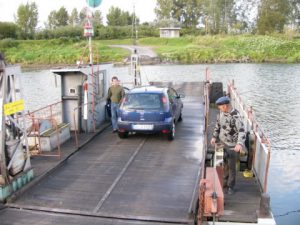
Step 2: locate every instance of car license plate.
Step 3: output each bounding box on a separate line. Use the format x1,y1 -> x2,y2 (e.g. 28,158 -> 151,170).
132,124 -> 153,130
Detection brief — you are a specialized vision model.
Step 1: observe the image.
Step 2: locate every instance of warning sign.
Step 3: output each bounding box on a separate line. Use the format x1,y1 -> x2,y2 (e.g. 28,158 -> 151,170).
4,99 -> 25,116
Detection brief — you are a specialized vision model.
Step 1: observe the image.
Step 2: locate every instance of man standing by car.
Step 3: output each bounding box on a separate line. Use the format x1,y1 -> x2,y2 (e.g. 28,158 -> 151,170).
107,76 -> 125,133
210,96 -> 246,195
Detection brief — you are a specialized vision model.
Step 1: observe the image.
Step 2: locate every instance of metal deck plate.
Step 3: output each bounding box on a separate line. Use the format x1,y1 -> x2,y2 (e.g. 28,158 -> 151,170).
4,97 -> 205,224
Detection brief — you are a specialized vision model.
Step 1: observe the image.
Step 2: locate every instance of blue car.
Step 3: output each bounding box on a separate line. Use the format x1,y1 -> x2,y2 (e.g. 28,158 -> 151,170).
117,86 -> 184,140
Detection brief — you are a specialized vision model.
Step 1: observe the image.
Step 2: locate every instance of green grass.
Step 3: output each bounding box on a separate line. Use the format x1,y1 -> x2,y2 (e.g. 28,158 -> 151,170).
0,39 -> 130,65
144,35 -> 300,63
1,34 -> 299,66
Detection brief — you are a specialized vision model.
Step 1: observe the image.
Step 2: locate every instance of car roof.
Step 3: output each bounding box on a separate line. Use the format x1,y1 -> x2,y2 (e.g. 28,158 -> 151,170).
128,86 -> 167,94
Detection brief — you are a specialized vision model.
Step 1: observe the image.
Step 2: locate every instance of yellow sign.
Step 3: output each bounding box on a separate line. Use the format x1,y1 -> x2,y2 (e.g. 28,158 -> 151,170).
4,99 -> 25,116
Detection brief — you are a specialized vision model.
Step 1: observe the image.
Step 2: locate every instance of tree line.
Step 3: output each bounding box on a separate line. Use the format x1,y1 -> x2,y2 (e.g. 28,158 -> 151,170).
0,3 -> 153,40
0,0 -> 299,41
155,0 -> 299,34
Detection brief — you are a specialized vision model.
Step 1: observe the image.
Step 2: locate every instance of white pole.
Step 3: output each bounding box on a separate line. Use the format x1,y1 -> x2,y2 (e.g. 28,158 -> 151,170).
89,36 -> 93,65
83,83 -> 88,120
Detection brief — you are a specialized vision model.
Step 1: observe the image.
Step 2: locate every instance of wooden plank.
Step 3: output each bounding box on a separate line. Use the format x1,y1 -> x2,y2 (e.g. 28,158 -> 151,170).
218,172 -> 261,223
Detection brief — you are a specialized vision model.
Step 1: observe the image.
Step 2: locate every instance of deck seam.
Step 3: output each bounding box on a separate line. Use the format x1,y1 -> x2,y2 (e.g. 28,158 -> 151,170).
93,138 -> 147,212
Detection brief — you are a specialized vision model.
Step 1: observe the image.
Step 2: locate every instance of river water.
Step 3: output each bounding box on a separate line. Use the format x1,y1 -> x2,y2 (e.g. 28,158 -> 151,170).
20,63 -> 300,225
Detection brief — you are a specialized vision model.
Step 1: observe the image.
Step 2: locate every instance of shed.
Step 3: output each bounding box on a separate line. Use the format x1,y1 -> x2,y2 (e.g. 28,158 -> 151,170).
159,27 -> 181,38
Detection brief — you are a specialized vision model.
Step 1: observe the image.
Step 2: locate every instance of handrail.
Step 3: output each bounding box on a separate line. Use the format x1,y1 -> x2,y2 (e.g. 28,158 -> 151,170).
25,101 -> 63,158
26,101 -> 62,117
197,68 -> 212,225
26,116 -> 61,158
227,80 -> 271,193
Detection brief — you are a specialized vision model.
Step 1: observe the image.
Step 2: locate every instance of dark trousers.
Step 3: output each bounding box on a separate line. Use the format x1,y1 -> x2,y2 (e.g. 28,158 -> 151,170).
223,147 -> 239,189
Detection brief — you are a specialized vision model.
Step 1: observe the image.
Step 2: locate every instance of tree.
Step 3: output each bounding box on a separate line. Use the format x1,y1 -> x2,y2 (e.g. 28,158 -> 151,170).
79,7 -> 88,24
233,0 -> 260,33
69,8 -> 79,26
47,7 -> 69,29
93,10 -> 103,25
155,0 -> 174,20
257,0 -> 291,34
56,7 -> 69,27
288,0 -> 300,29
180,0 -> 203,27
155,0 -> 202,28
48,11 -> 57,29
16,2 -> 38,39
107,6 -> 122,26
106,6 -> 138,26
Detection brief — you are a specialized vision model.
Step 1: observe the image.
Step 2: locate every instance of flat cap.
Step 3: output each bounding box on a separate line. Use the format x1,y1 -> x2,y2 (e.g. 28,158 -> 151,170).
216,96 -> 230,105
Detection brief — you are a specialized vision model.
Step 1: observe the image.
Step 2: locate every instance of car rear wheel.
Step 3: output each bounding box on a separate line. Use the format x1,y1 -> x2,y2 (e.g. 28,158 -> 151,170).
118,131 -> 128,139
167,121 -> 175,141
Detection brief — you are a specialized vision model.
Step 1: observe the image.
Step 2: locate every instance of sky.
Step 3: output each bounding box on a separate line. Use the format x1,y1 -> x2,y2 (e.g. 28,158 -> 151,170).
0,0 -> 157,27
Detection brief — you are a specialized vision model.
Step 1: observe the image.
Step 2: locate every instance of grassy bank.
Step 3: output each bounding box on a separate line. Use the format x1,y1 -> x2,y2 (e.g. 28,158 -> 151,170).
0,38 -> 131,66
140,35 -> 300,63
1,35 -> 299,66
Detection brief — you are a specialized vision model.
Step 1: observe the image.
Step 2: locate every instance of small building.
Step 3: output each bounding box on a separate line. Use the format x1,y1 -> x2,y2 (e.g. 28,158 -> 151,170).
159,27 -> 181,38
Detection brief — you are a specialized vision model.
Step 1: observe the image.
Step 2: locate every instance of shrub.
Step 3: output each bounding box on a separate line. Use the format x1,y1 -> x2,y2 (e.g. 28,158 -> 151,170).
0,22 -> 18,39
0,38 -> 19,50
35,26 -> 83,40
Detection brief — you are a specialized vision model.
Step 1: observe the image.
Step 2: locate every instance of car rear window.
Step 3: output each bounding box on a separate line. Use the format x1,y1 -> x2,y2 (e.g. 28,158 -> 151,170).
122,93 -> 163,110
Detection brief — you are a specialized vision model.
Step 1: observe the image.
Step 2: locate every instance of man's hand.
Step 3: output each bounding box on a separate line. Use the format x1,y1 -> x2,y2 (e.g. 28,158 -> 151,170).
234,144 -> 243,152
210,138 -> 217,146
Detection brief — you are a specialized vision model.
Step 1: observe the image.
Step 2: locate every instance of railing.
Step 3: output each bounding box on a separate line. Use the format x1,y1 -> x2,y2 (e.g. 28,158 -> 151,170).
197,69 -> 211,225
227,80 -> 271,193
25,101 -> 63,158
25,101 -> 63,127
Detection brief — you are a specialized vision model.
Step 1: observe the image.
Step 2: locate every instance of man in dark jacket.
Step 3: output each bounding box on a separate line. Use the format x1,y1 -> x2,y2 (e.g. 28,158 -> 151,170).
210,96 -> 246,194
107,76 -> 125,133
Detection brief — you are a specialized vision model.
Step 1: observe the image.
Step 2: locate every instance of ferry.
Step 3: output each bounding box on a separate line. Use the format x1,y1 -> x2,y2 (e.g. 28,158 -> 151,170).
0,0 -> 276,222
0,61 -> 276,225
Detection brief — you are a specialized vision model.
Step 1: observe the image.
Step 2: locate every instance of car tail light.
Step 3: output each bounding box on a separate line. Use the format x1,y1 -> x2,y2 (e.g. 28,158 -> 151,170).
162,129 -> 170,133
162,95 -> 169,111
119,128 -> 126,132
162,96 -> 167,104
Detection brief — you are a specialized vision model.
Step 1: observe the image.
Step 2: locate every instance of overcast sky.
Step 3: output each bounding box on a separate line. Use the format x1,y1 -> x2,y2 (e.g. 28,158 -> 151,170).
0,0 -> 157,27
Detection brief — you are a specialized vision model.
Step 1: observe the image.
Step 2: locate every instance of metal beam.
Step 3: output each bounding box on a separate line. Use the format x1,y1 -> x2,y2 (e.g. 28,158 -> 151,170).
0,65 -> 8,184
